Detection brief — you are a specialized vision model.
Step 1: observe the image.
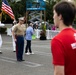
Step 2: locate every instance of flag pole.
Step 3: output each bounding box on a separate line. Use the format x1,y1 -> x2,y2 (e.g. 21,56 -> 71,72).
0,11 -> 2,24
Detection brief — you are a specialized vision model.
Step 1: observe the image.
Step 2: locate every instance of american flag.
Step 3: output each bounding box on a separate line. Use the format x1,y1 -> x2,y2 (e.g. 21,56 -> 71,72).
1,0 -> 15,20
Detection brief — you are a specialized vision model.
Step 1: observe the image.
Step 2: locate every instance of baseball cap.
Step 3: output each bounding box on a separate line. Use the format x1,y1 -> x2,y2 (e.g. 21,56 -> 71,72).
18,17 -> 24,21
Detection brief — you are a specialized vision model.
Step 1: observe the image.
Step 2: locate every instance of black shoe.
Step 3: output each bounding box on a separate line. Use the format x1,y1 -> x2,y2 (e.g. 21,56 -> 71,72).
21,59 -> 25,61
17,59 -> 25,62
17,59 -> 22,62
13,51 -> 16,52
0,52 -> 2,54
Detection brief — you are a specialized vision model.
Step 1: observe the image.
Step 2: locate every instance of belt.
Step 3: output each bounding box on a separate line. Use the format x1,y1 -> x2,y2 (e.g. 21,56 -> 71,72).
16,35 -> 23,37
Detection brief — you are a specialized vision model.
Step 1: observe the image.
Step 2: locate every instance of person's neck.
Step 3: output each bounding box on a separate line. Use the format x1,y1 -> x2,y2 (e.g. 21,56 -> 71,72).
59,22 -> 72,31
29,25 -> 32,27
18,23 -> 22,25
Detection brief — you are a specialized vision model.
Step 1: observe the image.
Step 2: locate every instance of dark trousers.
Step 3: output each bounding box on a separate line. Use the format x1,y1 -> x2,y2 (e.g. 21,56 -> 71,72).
16,36 -> 24,60
25,40 -> 32,53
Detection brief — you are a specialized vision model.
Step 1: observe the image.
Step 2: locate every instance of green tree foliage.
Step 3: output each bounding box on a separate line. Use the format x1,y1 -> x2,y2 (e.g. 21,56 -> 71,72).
11,0 -> 26,20
46,0 -> 76,25
46,0 -> 56,23
0,0 -> 76,25
0,0 -> 1,8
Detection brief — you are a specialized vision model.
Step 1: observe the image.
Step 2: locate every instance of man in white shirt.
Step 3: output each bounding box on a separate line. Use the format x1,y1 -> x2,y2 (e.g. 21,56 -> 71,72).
12,20 -> 17,52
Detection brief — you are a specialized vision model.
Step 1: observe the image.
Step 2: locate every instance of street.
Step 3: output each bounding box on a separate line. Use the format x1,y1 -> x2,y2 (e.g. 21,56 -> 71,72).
0,34 -> 54,75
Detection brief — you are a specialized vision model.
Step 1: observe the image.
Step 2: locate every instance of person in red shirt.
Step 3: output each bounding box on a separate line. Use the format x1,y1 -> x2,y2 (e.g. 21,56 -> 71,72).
51,1 -> 76,75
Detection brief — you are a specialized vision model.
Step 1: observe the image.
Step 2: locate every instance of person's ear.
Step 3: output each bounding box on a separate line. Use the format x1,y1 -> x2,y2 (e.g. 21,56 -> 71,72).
59,14 -> 63,20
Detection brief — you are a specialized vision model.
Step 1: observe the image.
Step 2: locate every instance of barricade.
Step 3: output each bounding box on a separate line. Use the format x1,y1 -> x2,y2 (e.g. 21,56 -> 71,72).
6,28 -> 59,40
34,29 -> 59,39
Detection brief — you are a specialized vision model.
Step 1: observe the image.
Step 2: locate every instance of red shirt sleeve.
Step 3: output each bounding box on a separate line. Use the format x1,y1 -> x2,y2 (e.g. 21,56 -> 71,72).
51,38 -> 65,65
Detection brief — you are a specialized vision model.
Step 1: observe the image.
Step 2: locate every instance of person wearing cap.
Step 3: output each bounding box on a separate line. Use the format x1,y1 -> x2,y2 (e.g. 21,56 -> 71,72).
12,17 -> 26,61
25,22 -> 34,55
11,20 -> 17,52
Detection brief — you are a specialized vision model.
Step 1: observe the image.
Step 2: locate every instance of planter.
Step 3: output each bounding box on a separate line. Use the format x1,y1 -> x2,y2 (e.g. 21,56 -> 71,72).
39,30 -> 46,40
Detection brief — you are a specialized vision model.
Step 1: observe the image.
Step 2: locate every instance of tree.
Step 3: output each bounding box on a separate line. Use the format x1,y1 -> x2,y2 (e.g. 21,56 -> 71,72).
46,0 -> 56,23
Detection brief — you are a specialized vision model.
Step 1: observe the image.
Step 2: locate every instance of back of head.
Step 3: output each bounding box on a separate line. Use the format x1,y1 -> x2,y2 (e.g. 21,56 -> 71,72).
53,1 -> 76,26
28,22 -> 33,27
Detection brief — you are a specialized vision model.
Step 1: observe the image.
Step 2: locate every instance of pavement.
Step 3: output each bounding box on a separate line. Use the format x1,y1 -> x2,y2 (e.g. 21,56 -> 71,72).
0,34 -> 54,75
